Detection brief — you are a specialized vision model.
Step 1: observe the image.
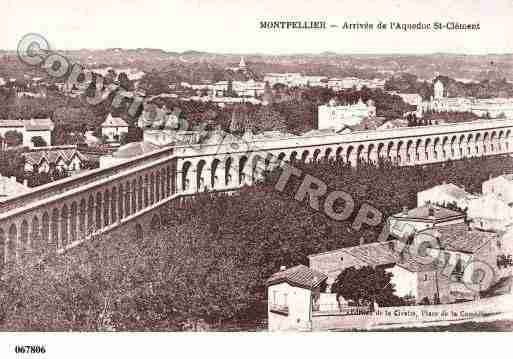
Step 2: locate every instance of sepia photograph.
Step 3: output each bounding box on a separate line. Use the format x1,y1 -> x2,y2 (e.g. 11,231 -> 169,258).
1,0 -> 513,357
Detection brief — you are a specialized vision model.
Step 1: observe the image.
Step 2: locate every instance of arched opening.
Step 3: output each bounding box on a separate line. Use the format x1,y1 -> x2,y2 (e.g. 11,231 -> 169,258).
490,132 -> 497,153
324,148 -> 333,163
335,147 -> 343,161
406,140 -> 413,163
7,224 -> 17,265
131,179 -> 137,215
161,168 -> 167,199
31,217 -> 40,256
433,138 -> 440,160
150,173 -> 155,204
138,177 -> 143,211
20,220 -> 28,262
356,145 -> 365,163
312,149 -> 321,162
225,157 -> 233,186
51,208 -> 59,247
118,184 -> 124,220
182,162 -> 191,191
415,139 -> 422,161
424,138 -> 432,160
289,151 -> 298,163
95,192 -> 102,231
42,212 -> 50,247
111,187 -> 118,224
150,214 -> 161,232
197,160 -> 207,191
238,156 -> 248,185
387,142 -> 394,161
450,136 -> 457,158
346,146 -> 354,165
103,189 -> 110,227
144,174 -> 149,207
61,205 -> 69,248
252,155 -> 264,183
87,196 -> 94,234
301,150 -> 310,163
135,223 -> 143,241
155,172 -> 161,202
474,133 -> 482,155
211,159 -> 220,188
396,142 -> 404,163
70,202 -> 78,243
131,180 -> 137,217
79,199 -> 86,239
377,143 -> 385,160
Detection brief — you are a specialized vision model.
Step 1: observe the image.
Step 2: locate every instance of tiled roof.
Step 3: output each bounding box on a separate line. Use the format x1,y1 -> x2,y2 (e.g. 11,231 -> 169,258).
393,204 -> 464,221
23,149 -> 86,166
266,264 -> 328,289
396,256 -> 440,273
0,119 -> 24,127
419,223 -> 495,254
340,241 -> 400,267
24,118 -> 54,131
102,113 -> 128,127
0,118 -> 53,130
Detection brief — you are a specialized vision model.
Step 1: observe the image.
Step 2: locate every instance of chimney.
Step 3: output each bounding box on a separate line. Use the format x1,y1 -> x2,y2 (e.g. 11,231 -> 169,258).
280,265 -> 286,271
402,206 -> 408,215
23,179 -> 28,187
359,237 -> 365,245
428,207 -> 435,217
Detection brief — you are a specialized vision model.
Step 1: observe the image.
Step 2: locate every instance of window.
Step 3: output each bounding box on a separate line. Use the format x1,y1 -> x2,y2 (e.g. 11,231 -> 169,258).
424,274 -> 428,281
497,240 -> 502,249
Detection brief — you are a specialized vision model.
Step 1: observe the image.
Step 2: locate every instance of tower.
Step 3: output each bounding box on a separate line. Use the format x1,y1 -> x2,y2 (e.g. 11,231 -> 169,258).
239,56 -> 246,69
434,80 -> 444,100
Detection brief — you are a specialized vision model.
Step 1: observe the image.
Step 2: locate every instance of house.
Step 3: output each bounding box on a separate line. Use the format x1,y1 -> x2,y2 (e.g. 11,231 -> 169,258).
0,175 -> 30,202
101,114 -> 129,143
388,204 -> 466,240
482,174 -> 513,205
317,98 -> 376,130
417,183 -> 477,210
0,118 -> 54,148
467,194 -> 513,232
266,264 -> 327,331
23,149 -> 87,174
309,240 -> 401,285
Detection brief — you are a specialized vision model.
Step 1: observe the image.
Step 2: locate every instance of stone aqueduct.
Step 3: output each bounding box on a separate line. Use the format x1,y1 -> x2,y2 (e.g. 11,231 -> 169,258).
1,118 -> 513,274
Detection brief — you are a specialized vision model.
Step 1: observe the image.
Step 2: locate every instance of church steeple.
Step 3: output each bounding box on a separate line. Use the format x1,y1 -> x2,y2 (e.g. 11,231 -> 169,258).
239,56 -> 246,69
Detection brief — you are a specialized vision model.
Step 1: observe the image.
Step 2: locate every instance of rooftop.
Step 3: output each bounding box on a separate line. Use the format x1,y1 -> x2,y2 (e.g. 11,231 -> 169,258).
340,241 -> 400,267
419,223 -> 496,254
266,264 -> 328,290
102,113 -> 129,128
392,204 -> 465,222
112,141 -> 160,159
23,149 -> 86,166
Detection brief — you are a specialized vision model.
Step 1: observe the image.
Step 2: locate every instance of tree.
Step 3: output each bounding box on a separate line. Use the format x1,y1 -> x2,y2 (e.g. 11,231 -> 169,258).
31,136 -> 47,147
4,130 -> 23,147
331,266 -> 404,307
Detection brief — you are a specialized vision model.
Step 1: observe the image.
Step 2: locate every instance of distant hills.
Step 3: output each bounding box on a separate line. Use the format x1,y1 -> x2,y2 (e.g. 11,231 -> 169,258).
2,48 -> 513,83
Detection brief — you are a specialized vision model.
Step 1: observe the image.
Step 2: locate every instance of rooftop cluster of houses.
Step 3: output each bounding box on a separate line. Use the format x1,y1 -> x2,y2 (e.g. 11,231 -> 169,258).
267,176 -> 513,331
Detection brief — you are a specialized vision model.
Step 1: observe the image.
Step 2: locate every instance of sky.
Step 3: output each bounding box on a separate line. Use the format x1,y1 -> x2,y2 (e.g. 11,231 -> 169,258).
2,0 -> 513,54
